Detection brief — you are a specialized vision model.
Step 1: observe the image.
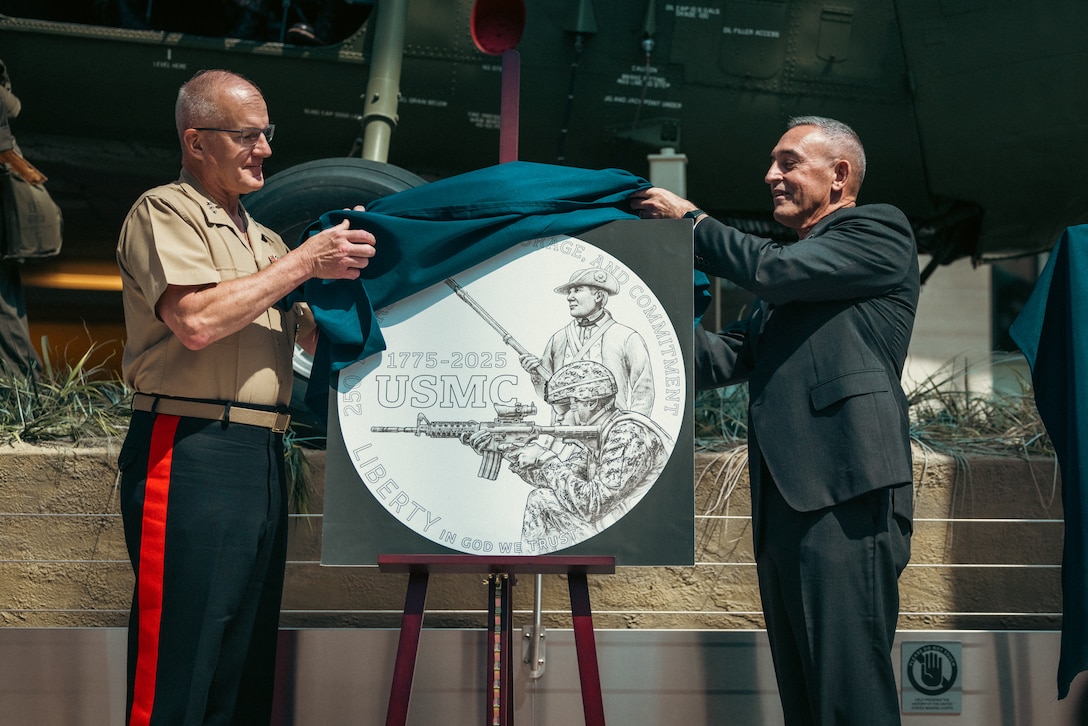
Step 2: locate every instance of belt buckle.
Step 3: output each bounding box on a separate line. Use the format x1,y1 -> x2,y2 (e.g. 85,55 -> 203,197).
272,412 -> 291,434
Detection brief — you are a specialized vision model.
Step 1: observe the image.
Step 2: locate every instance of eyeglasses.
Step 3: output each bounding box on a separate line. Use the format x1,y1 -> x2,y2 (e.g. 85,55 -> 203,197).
193,124 -> 275,145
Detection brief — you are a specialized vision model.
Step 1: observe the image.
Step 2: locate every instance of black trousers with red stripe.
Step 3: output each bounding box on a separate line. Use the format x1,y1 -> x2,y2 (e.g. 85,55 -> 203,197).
118,411 -> 289,726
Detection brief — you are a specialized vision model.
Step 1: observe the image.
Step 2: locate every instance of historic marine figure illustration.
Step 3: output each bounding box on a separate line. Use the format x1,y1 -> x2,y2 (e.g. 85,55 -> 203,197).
519,268 -> 655,420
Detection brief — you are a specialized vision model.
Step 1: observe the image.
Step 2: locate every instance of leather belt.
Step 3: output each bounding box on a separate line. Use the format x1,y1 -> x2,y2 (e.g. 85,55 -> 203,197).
132,393 -> 291,433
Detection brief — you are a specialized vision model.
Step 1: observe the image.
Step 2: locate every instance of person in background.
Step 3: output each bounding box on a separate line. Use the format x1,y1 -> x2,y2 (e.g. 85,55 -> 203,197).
116,68 -> 377,725
0,59 -> 45,376
631,116 -> 919,725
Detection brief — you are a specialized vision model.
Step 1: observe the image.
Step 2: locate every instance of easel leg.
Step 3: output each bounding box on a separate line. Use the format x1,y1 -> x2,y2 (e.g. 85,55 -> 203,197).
569,572 -> 606,726
486,573 -> 514,725
386,570 -> 428,726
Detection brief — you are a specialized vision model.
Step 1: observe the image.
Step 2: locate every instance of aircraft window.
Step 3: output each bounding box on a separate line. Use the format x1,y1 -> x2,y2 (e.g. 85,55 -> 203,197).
0,0 -> 374,46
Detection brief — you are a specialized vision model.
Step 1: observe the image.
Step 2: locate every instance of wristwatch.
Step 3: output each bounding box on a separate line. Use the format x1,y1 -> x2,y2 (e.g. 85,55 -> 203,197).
683,209 -> 705,220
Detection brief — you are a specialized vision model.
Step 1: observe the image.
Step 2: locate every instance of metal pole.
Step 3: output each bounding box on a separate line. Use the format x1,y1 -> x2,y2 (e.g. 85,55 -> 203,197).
360,0 -> 409,162
499,49 -> 520,163
526,574 -> 546,678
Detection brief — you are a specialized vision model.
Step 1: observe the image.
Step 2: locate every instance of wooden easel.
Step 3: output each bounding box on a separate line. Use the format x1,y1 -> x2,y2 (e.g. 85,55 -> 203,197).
378,554 -> 616,726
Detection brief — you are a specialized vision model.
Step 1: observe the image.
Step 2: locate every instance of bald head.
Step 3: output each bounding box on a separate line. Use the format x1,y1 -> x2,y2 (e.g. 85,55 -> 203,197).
173,69 -> 272,209
175,70 -> 263,144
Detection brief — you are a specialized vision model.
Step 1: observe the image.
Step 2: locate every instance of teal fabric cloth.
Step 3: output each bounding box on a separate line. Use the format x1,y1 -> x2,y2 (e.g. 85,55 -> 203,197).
1009,224 -> 1088,699
290,161 -> 712,411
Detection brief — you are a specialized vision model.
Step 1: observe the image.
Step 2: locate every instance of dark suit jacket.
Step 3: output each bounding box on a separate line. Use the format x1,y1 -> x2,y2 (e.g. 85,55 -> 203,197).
693,204 -> 919,519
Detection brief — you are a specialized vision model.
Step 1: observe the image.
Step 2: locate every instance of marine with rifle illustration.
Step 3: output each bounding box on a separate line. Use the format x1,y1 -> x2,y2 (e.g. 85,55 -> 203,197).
375,360 -> 672,547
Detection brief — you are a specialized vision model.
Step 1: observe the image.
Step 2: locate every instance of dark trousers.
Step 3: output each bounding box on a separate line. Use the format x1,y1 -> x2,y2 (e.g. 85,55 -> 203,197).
118,411 -> 288,726
755,468 -> 913,726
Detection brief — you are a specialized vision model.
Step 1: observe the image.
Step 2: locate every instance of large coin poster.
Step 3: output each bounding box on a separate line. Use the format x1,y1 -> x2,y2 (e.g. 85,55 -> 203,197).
322,220 -> 694,566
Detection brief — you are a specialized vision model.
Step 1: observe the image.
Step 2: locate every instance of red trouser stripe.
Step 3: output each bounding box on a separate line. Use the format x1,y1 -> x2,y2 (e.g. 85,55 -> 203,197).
128,414 -> 180,726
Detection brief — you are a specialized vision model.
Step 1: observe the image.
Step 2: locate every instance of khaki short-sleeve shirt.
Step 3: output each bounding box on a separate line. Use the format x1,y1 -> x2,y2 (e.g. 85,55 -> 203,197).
117,170 -> 311,407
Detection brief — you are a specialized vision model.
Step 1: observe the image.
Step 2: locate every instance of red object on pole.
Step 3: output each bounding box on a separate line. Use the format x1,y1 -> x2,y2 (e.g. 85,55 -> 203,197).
471,1 -> 526,163
470,0 -> 526,55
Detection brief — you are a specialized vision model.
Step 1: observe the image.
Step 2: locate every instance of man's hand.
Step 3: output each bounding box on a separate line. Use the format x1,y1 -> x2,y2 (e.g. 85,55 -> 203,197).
297,218 -> 377,280
629,187 -> 700,220
297,324 -> 319,355
157,207 -> 376,350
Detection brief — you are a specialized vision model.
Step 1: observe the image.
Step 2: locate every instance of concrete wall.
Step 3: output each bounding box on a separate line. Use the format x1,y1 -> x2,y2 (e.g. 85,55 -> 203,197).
906,255 -> 994,391
0,443 -> 1062,632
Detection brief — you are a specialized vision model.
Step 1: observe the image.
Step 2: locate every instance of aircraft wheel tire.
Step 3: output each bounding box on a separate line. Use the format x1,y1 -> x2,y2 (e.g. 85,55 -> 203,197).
244,157 -> 426,246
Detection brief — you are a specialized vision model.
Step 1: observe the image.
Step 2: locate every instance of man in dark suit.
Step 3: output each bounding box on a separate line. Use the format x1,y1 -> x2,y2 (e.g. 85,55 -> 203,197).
631,116 -> 919,725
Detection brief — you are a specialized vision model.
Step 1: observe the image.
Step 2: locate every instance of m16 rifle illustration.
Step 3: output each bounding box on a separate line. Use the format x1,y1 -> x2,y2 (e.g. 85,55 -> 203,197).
371,401 -> 599,480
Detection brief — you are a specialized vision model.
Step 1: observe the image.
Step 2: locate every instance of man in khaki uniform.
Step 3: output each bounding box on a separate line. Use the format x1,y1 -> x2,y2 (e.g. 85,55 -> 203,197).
116,69 -> 377,726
